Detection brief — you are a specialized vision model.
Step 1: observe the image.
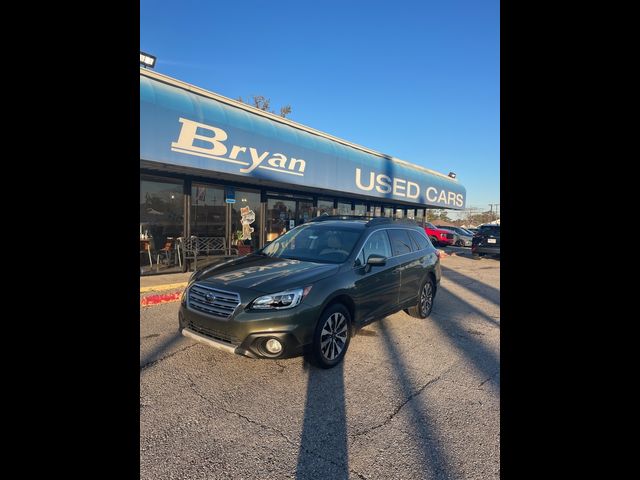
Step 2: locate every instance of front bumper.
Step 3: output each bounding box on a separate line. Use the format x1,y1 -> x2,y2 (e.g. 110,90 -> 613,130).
179,298 -> 321,359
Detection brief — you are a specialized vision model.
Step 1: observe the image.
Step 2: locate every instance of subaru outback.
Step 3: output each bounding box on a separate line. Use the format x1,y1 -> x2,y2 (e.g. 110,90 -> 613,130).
178,216 -> 441,368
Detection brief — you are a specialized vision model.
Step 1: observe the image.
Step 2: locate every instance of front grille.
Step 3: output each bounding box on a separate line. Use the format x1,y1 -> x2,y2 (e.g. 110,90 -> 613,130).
187,320 -> 238,345
188,283 -> 241,319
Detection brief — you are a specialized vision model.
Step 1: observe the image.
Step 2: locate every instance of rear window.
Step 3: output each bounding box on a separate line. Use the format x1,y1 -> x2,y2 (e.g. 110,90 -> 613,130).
479,225 -> 500,236
409,230 -> 431,251
387,229 -> 413,256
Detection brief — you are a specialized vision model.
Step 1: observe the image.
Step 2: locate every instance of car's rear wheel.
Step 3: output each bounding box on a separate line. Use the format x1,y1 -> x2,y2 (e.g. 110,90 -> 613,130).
311,304 -> 351,368
406,277 -> 435,319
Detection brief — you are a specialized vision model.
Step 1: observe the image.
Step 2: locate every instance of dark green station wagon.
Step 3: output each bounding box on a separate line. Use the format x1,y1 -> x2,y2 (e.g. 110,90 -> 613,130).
179,216 -> 441,368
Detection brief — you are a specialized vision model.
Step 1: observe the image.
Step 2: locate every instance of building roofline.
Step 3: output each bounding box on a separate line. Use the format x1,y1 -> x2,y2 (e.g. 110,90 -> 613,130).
140,67 -> 458,183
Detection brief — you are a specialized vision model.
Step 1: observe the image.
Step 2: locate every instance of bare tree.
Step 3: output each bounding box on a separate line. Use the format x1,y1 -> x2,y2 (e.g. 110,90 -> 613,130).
279,105 -> 291,117
236,95 -> 292,118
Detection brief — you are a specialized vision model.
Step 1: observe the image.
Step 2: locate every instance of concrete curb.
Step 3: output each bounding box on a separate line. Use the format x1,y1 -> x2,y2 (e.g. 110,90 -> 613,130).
140,282 -> 188,294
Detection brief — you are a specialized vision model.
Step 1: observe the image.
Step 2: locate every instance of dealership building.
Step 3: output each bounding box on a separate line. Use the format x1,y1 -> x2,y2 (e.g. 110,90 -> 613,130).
140,67 -> 466,274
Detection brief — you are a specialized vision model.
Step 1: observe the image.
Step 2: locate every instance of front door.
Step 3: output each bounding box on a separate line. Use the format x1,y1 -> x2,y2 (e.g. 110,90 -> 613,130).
352,229 -> 400,324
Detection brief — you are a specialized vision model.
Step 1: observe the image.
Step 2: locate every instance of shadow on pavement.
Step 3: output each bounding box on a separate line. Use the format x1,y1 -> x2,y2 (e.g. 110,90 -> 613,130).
295,360 -> 349,480
140,331 -> 188,370
378,319 -> 453,478
432,287 -> 501,391
441,265 -> 500,307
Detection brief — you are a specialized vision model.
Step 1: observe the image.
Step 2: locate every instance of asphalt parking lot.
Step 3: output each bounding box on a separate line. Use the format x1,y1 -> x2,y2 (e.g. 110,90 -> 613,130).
140,251 -> 500,479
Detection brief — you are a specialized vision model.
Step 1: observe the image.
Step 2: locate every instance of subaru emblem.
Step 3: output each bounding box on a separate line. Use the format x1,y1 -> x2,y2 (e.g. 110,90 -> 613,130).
204,292 -> 216,303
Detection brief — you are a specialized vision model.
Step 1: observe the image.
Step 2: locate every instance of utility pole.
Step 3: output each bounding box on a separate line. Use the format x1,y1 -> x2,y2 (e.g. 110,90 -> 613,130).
488,203 -> 500,222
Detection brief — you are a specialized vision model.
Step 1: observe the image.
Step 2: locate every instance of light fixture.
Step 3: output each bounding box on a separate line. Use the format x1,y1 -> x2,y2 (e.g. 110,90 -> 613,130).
448,172 -> 457,179
140,51 -> 156,69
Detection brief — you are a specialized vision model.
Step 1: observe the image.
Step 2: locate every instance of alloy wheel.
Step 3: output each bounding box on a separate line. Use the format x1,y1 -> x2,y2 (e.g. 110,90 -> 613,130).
420,282 -> 433,316
320,312 -> 348,360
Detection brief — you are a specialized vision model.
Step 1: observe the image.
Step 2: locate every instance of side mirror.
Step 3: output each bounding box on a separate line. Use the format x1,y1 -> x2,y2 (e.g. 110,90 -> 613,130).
367,254 -> 387,266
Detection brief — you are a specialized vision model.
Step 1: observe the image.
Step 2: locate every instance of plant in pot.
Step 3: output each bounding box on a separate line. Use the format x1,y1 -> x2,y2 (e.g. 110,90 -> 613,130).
234,231 -> 252,255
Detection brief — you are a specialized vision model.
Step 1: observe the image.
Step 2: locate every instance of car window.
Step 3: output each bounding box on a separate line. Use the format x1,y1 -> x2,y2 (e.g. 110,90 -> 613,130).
426,223 -> 435,229
480,225 -> 500,236
409,230 -> 430,250
355,230 -> 392,266
261,225 -> 361,263
387,229 -> 413,256
407,230 -> 420,251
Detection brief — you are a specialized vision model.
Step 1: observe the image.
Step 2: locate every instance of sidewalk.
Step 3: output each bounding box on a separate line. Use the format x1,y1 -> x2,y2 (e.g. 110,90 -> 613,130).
140,271 -> 191,293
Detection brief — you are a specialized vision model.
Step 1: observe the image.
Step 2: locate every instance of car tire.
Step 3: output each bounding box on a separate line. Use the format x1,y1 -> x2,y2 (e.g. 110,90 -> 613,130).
311,303 -> 351,369
455,240 -> 464,246
406,277 -> 436,319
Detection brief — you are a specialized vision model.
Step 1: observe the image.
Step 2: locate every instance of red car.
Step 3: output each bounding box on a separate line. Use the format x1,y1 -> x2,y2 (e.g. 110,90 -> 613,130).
424,222 -> 458,247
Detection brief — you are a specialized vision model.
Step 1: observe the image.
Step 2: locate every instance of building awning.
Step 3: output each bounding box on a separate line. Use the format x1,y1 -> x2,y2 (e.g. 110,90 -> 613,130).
140,69 -> 466,209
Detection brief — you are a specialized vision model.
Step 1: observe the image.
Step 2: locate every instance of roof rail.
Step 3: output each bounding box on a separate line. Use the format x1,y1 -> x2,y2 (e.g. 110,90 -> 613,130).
306,215 -> 421,227
307,215 -> 368,223
365,217 -> 419,227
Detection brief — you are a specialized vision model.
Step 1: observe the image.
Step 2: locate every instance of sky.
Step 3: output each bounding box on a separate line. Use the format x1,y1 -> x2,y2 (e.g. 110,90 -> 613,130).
140,0 -> 499,218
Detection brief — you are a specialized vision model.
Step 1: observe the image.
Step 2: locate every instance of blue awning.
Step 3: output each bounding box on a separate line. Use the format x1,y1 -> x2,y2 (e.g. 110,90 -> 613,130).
140,70 -> 466,209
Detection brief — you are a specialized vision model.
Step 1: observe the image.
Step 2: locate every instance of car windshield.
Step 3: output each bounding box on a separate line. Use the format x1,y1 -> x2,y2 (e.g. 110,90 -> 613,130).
259,224 -> 362,264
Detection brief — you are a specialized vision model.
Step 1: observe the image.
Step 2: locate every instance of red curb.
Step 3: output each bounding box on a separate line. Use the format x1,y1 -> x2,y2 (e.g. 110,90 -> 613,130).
141,291 -> 182,307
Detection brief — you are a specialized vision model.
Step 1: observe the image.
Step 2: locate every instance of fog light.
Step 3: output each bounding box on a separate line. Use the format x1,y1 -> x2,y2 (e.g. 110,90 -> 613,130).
265,338 -> 283,354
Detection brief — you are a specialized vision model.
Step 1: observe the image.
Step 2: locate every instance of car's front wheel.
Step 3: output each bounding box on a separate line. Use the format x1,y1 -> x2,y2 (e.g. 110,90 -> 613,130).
311,304 -> 351,368
406,277 -> 435,319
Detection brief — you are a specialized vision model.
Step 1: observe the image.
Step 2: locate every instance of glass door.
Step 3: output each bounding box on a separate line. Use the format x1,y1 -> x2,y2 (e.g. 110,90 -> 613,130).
266,199 -> 296,242
297,200 -> 315,225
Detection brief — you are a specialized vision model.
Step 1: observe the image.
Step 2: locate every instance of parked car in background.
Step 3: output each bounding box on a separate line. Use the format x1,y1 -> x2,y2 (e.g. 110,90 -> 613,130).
424,222 -> 458,247
466,227 -> 479,235
471,224 -> 500,257
179,217 -> 441,368
438,226 -> 473,247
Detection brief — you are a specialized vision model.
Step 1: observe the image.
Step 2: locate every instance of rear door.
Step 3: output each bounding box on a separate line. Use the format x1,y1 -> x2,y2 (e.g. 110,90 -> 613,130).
387,229 -> 422,304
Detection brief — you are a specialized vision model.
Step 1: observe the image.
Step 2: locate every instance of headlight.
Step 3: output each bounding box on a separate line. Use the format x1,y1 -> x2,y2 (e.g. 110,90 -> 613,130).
250,286 -> 312,310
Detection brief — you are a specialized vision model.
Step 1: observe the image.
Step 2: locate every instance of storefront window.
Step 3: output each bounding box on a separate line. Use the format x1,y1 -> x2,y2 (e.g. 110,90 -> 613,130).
337,202 -> 352,215
317,199 -> 334,216
191,183 -> 225,238
373,206 -> 382,217
140,176 -> 184,274
230,190 -> 261,254
267,199 -> 295,242
416,208 -> 425,225
407,208 -> 416,220
395,208 -> 404,219
383,206 -> 394,218
353,204 -> 366,216
297,201 -> 315,225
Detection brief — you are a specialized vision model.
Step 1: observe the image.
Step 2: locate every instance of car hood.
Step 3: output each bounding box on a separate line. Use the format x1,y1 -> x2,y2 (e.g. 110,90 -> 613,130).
191,255 -> 340,293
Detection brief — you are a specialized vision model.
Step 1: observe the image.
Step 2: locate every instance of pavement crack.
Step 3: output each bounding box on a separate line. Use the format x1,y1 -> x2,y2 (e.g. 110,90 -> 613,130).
478,369 -> 500,388
140,342 -> 198,371
186,374 -> 369,480
351,374 -> 443,439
